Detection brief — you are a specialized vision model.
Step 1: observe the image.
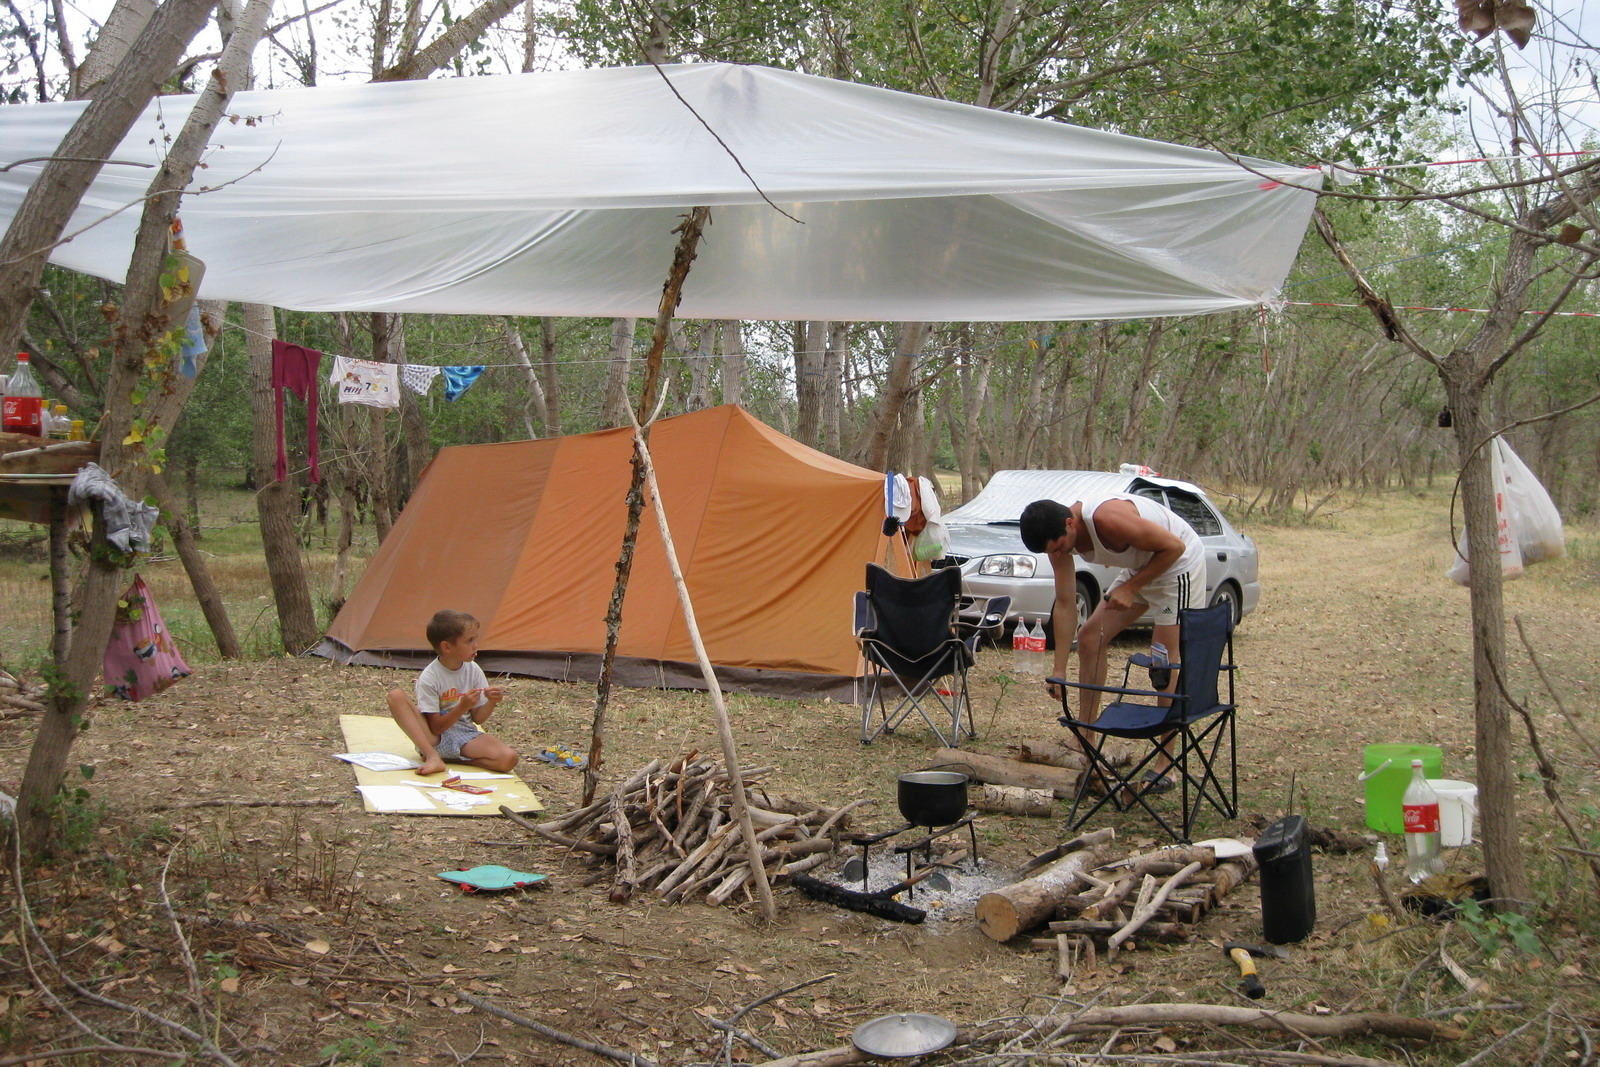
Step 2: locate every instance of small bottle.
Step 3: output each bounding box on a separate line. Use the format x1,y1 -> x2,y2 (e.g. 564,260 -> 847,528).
1402,759 -> 1443,883
48,404 -> 70,439
1373,840 -> 1389,873
1027,618 -> 1048,676
2,353 -> 43,437
68,419 -> 86,441
1011,620 -> 1029,675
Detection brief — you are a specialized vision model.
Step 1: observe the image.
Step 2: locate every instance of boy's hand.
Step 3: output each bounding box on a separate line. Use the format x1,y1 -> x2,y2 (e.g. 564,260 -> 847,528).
483,685 -> 506,703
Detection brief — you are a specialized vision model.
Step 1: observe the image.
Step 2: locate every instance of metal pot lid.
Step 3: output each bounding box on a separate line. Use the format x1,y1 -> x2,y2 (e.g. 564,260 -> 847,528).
851,1012 -> 957,1058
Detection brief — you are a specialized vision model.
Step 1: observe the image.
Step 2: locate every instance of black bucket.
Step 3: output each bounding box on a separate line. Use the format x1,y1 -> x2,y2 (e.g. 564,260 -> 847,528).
897,771 -> 968,827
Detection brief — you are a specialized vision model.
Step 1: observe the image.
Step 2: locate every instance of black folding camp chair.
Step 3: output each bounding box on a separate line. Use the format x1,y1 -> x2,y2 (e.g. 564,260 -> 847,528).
854,563 -> 1008,747
1048,602 -> 1237,842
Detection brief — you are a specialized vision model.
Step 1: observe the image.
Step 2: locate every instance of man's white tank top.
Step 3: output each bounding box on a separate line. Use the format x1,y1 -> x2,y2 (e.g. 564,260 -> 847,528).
1079,492 -> 1204,574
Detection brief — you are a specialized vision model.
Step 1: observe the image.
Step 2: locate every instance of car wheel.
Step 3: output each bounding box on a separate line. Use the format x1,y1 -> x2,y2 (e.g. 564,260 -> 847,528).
1208,581 -> 1242,627
1076,577 -> 1095,625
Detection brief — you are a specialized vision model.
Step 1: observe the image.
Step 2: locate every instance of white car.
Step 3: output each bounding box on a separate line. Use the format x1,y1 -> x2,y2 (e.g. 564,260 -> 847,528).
941,469 -> 1259,640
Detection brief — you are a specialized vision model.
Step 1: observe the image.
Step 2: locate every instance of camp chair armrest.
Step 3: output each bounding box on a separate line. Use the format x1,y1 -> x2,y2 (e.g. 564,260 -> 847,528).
1128,652 -> 1181,671
1056,678 -> 1179,701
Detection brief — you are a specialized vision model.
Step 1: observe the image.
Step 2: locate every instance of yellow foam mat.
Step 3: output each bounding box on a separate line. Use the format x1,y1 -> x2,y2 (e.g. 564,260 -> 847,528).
339,714 -> 544,817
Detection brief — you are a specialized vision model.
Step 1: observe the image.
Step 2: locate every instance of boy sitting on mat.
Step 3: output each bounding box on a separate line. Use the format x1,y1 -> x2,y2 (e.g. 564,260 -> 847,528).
387,609 -> 519,775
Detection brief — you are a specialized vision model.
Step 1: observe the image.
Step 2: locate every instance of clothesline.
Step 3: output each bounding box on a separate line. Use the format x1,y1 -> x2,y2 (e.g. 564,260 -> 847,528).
1283,299 -> 1600,318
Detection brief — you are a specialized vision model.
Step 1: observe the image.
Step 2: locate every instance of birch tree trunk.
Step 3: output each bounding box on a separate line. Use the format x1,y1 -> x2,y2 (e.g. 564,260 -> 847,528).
793,320 -> 824,448
601,317 -> 637,426
822,321 -> 846,454
860,322 -> 931,471
719,320 -> 745,408
500,316 -> 548,436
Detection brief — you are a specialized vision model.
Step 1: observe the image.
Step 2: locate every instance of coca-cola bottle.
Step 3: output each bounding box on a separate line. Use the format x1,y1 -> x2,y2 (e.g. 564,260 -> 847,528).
1027,618 -> 1048,676
1011,620 -> 1029,675
1402,759 -> 1443,883
3,353 -> 43,436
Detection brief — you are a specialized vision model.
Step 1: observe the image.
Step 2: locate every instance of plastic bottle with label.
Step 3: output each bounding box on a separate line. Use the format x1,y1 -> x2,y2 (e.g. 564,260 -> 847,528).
2,353 -> 43,436
49,404 -> 70,439
1402,759 -> 1443,883
1012,620 -> 1029,675
1027,618 -> 1048,676
68,419 -> 86,441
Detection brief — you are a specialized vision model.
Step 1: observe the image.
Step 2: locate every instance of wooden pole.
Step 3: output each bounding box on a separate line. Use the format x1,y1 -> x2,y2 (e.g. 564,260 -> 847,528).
582,207 -> 711,806
628,418 -> 776,919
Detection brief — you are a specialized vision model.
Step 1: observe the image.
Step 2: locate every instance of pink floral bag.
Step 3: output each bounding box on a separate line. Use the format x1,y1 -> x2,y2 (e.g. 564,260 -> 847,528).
103,575 -> 191,701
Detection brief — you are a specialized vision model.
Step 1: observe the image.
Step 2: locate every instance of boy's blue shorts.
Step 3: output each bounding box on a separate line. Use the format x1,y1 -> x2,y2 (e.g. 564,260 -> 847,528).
436,718 -> 482,761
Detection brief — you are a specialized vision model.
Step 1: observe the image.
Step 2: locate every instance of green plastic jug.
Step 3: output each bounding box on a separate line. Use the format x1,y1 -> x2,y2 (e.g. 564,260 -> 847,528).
1362,743 -> 1443,833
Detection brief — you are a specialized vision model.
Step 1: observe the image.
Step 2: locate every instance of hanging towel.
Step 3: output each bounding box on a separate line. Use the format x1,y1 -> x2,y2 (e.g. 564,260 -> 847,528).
271,340 -> 322,484
401,363 -> 441,395
66,463 -> 158,554
442,365 -> 485,401
330,354 -> 401,409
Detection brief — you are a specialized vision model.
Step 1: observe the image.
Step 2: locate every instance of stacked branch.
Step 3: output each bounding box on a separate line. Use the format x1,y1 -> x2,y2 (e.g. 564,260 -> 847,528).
523,753 -> 858,906
976,834 -> 1258,955
0,667 -> 46,718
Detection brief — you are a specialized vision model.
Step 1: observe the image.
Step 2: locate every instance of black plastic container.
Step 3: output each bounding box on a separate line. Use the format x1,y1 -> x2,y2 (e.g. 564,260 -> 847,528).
1253,814 -> 1316,943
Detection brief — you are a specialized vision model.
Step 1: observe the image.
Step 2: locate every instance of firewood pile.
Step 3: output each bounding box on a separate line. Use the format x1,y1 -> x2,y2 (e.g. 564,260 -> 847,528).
0,668 -> 46,718
520,753 -> 861,907
975,828 -> 1258,964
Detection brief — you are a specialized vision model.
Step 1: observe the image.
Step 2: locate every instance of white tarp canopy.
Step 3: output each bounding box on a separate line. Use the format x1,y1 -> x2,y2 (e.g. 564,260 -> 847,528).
0,63 -> 1321,322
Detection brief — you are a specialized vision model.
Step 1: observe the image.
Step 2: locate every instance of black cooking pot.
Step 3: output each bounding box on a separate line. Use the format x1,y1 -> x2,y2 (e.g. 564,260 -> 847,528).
897,770 -> 969,827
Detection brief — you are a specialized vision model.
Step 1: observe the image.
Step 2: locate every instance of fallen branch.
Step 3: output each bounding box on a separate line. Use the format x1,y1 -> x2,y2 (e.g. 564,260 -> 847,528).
144,798 -> 340,811
1106,861 -> 1201,958
456,989 -> 658,1067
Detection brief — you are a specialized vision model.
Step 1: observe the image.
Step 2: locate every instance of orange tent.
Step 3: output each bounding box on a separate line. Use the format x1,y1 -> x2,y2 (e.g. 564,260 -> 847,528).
316,406 -> 907,700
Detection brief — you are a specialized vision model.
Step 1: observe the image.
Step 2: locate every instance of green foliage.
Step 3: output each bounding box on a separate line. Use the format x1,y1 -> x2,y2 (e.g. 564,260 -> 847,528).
1455,898 -> 1542,958
317,1021 -> 404,1065
50,765 -> 108,854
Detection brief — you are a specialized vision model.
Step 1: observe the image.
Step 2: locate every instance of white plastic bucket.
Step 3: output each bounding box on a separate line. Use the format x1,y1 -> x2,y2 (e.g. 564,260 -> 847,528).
1427,779 -> 1478,847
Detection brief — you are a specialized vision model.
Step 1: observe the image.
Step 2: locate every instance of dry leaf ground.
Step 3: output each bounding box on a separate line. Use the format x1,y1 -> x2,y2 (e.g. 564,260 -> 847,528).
1,485 -> 1597,1064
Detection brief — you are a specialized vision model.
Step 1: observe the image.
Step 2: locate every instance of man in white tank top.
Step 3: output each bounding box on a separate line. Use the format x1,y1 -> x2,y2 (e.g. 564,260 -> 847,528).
1020,495 -> 1205,788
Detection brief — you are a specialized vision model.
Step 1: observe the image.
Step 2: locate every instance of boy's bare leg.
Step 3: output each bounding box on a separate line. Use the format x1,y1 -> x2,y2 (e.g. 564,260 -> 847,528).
386,689 -> 447,775
459,733 -> 519,773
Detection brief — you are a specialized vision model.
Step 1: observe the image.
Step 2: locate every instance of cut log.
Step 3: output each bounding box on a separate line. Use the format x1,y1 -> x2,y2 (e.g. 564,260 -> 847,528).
931,747 -> 1082,797
975,842 -> 1116,941
1015,738 -> 1088,769
974,783 -> 1055,816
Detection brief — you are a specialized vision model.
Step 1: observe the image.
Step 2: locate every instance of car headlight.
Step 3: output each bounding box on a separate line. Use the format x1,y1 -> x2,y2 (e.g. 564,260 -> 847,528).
978,554 -> 1037,578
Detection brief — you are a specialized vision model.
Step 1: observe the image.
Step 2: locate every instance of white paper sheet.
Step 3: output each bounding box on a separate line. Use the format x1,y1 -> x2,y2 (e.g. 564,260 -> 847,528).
336,752 -> 421,772
357,784 -> 436,811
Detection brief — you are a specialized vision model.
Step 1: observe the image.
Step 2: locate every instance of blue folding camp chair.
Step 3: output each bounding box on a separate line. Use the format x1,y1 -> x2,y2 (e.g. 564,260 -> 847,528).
1049,602 -> 1238,842
854,563 -> 1008,747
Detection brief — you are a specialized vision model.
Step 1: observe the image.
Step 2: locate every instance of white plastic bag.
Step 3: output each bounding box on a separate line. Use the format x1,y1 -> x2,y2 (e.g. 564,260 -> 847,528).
1445,437 -> 1562,585
1496,438 -> 1565,563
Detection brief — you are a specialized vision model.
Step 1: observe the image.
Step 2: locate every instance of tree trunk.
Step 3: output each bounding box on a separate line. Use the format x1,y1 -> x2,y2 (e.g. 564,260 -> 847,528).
1442,368 -> 1529,905
71,0 -> 158,98
539,316 -> 562,435
793,321 -> 824,448
719,320 -> 745,408
976,842 -> 1116,941
0,0 -> 218,357
822,321 -> 846,454
684,322 -> 715,412
601,317 -> 636,426
16,0 -> 263,856
501,316 -> 548,436
860,322 -> 931,471
149,472 -> 241,658
246,302 -> 321,654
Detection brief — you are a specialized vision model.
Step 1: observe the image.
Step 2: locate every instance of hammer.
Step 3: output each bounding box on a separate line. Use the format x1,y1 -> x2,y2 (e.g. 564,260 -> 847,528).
1221,941 -> 1287,999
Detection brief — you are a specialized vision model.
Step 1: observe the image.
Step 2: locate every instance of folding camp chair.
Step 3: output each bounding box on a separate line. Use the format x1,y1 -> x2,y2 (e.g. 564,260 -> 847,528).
1049,602 -> 1237,842
854,563 -> 1008,747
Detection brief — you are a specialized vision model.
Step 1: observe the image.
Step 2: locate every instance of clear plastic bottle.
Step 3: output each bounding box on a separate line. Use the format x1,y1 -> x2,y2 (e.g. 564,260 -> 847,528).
49,404 -> 70,439
1027,618 -> 1048,676
1402,759 -> 1443,883
2,353 -> 43,436
1012,620 -> 1029,675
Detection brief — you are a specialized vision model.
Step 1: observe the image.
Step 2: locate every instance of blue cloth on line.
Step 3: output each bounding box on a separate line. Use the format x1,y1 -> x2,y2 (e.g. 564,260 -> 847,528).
442,365 -> 485,401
